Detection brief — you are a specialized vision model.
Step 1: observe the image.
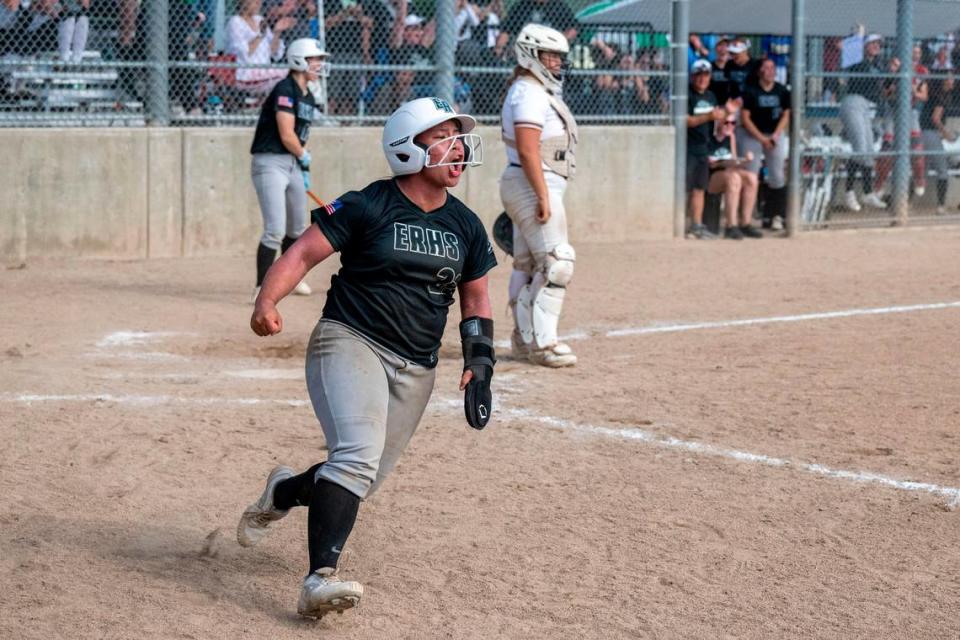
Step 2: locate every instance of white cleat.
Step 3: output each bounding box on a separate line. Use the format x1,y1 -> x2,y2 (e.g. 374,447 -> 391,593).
862,192 -> 887,209
843,190 -> 862,212
293,281 -> 312,296
528,344 -> 577,368
297,568 -> 364,618
237,465 -> 295,547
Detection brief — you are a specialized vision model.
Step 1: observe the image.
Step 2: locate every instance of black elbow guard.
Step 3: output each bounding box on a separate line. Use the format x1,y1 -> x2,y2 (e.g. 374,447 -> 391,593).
460,316 -> 495,430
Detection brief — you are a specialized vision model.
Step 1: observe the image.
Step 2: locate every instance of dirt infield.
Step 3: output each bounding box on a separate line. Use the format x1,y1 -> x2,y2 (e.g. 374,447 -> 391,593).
2,227 -> 959,639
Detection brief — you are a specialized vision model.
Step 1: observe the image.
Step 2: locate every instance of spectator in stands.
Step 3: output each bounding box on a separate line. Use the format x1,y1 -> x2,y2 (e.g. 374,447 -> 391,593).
493,0 -> 575,59
227,0 -> 296,94
687,58 -> 731,239
920,74 -> 957,214
454,0 -> 503,115
371,13 -> 434,114
0,0 -> 30,55
265,0 -> 316,40
710,36 -> 735,105
171,0 -> 207,114
740,58 -> 791,230
591,36 -> 621,115
57,0 -> 89,63
19,0 -> 60,55
724,38 -> 759,100
323,0 -> 375,115
707,111 -> 762,239
688,33 -> 709,67
875,45 -> 928,200
839,33 -> 889,211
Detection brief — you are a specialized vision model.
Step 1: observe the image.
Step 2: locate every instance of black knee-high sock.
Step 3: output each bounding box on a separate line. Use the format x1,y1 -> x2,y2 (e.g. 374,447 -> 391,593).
281,235 -> 297,254
273,463 -> 324,510
256,243 -> 276,287
308,479 -> 360,574
862,167 -> 874,194
937,179 -> 948,206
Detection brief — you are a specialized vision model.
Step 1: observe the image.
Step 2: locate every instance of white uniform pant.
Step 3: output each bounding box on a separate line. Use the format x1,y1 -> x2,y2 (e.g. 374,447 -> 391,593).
499,165 -> 569,275
306,320 -> 435,499
251,153 -> 309,250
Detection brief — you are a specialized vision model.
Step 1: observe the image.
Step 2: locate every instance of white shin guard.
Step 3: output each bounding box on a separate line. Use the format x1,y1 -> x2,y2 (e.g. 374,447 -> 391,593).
516,280 -> 566,349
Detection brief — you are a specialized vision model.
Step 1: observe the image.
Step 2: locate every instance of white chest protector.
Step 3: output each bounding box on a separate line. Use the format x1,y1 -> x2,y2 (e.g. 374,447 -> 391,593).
502,76 -> 579,179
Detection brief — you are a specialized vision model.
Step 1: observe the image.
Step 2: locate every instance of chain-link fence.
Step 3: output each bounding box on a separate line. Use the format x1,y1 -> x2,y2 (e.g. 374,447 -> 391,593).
0,0 -> 673,126
795,0 -> 960,229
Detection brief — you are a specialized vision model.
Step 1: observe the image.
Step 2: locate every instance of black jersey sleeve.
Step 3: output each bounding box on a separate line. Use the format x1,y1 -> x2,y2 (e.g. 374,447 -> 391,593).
461,211 -> 498,283
273,80 -> 298,115
310,190 -> 369,251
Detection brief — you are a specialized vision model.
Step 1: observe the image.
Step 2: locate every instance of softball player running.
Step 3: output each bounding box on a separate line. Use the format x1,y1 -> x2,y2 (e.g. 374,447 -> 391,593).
250,38 -> 328,302
500,23 -> 578,368
238,97 -> 497,619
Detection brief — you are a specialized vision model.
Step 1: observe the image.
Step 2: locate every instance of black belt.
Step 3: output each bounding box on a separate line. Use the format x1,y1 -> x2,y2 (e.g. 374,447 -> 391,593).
509,162 -> 522,168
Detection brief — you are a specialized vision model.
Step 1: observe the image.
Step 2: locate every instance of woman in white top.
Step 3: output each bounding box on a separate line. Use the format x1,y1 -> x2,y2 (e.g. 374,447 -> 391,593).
227,0 -> 296,94
500,23 -> 577,368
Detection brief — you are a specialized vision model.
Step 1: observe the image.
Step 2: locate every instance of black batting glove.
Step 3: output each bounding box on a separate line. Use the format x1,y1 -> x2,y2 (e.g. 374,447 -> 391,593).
460,316 -> 495,430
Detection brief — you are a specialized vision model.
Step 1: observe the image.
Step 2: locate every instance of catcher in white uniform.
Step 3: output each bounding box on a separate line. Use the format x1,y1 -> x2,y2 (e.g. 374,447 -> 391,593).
500,23 -> 578,368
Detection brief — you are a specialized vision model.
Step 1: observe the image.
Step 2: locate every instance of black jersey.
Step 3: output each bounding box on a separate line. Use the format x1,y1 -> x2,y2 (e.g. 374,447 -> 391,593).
707,131 -> 734,169
709,61 -> 733,104
920,83 -> 950,131
742,82 -> 791,134
312,179 -> 497,368
846,56 -> 886,104
250,75 -> 317,155
688,88 -> 718,157
724,58 -> 761,97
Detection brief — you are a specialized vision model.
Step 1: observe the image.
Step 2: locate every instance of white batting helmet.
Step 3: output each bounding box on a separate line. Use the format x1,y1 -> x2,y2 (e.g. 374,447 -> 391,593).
514,23 -> 569,93
287,38 -> 329,72
381,97 -> 483,176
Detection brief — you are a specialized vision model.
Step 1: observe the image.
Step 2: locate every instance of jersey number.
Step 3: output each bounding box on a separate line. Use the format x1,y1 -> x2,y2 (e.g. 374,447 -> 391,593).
428,266 -> 461,297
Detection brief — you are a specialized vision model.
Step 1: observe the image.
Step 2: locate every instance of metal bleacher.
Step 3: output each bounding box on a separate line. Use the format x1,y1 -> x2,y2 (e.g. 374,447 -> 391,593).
0,51 -> 145,127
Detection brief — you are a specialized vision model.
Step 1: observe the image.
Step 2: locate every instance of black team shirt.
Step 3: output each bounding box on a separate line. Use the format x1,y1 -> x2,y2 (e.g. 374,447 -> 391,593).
742,82 -> 791,134
312,179 -> 497,368
250,75 -> 317,155
688,87 -> 718,157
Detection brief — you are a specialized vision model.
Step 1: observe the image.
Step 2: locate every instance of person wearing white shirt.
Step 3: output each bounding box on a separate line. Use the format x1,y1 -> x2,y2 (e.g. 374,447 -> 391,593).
227,0 -> 295,93
499,24 -> 578,368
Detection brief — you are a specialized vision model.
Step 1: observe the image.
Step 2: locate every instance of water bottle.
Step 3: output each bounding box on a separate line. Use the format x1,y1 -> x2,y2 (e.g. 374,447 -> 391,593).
206,94 -> 224,124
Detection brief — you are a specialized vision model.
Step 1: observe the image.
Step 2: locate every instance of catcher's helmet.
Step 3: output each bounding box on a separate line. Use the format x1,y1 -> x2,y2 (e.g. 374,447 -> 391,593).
492,212 -> 513,256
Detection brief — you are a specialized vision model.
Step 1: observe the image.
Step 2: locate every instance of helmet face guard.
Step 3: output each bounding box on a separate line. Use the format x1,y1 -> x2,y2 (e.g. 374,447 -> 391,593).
382,97 -> 481,176
514,24 -> 570,93
423,133 -> 484,170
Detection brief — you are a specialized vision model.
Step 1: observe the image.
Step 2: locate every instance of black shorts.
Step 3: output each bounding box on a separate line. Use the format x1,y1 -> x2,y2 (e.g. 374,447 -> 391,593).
686,155 -> 710,192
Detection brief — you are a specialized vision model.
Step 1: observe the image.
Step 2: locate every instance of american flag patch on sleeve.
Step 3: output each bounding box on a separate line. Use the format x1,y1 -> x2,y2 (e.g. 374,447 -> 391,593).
277,95 -> 293,108
322,199 -> 343,215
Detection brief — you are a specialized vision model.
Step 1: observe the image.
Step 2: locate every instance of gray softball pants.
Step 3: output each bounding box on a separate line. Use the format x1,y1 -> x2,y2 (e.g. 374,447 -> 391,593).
737,129 -> 789,189
251,153 -> 308,250
306,320 -> 436,499
839,94 -> 878,164
921,130 -> 949,180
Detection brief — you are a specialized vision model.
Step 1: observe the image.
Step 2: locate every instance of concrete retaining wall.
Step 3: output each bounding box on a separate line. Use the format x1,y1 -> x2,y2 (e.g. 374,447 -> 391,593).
0,125 -> 675,265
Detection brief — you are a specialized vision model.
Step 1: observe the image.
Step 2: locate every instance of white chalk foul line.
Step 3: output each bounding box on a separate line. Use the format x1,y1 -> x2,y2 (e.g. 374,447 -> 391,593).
493,404 -> 960,510
4,393 -> 310,407
495,301 -> 960,347
7,392 -> 959,509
